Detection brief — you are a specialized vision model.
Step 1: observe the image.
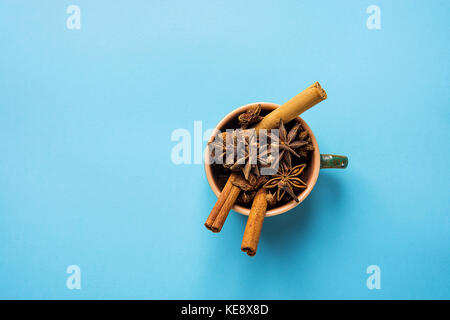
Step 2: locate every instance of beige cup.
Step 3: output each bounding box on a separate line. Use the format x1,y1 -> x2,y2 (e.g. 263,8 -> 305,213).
204,102 -> 348,217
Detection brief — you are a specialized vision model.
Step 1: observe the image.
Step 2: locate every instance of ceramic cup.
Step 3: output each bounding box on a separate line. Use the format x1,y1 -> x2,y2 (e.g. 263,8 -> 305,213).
204,102 -> 348,217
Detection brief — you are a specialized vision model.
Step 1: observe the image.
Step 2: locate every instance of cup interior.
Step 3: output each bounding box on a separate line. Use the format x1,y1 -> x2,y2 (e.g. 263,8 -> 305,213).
204,102 -> 320,217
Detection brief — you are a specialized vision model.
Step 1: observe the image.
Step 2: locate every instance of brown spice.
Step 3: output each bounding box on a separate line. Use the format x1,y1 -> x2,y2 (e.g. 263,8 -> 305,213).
205,82 -> 326,234
241,188 -> 268,256
204,172 -> 238,230
238,104 -> 264,129
210,184 -> 240,233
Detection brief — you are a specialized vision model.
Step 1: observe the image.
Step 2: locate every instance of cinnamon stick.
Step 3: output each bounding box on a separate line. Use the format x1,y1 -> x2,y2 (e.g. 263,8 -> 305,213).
241,188 -> 268,256
204,172 -> 238,230
210,184 -> 241,232
254,82 -> 327,131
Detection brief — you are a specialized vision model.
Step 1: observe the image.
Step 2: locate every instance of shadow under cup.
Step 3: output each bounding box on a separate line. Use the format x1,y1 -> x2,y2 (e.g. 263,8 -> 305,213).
204,102 -> 321,217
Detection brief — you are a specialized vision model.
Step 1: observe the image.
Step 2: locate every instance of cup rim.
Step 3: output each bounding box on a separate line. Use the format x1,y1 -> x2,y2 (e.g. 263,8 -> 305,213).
204,102 -> 321,217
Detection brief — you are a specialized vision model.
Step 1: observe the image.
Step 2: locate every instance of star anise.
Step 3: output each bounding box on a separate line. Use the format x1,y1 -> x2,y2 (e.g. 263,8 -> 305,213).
208,129 -> 272,181
263,163 -> 307,202
266,191 -> 277,207
271,120 -> 309,168
296,129 -> 315,158
208,132 -> 231,165
228,132 -> 271,180
238,191 -> 256,204
232,171 -> 270,205
238,104 -> 264,129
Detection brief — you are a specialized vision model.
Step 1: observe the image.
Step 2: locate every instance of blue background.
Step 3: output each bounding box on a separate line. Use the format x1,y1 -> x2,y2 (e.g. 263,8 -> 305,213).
0,0 -> 449,299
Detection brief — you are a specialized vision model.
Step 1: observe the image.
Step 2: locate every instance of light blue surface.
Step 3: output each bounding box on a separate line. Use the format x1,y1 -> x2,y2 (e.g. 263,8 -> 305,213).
0,0 -> 449,299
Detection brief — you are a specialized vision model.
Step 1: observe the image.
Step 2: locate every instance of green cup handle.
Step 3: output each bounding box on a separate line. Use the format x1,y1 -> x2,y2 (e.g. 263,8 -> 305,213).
320,154 -> 348,169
